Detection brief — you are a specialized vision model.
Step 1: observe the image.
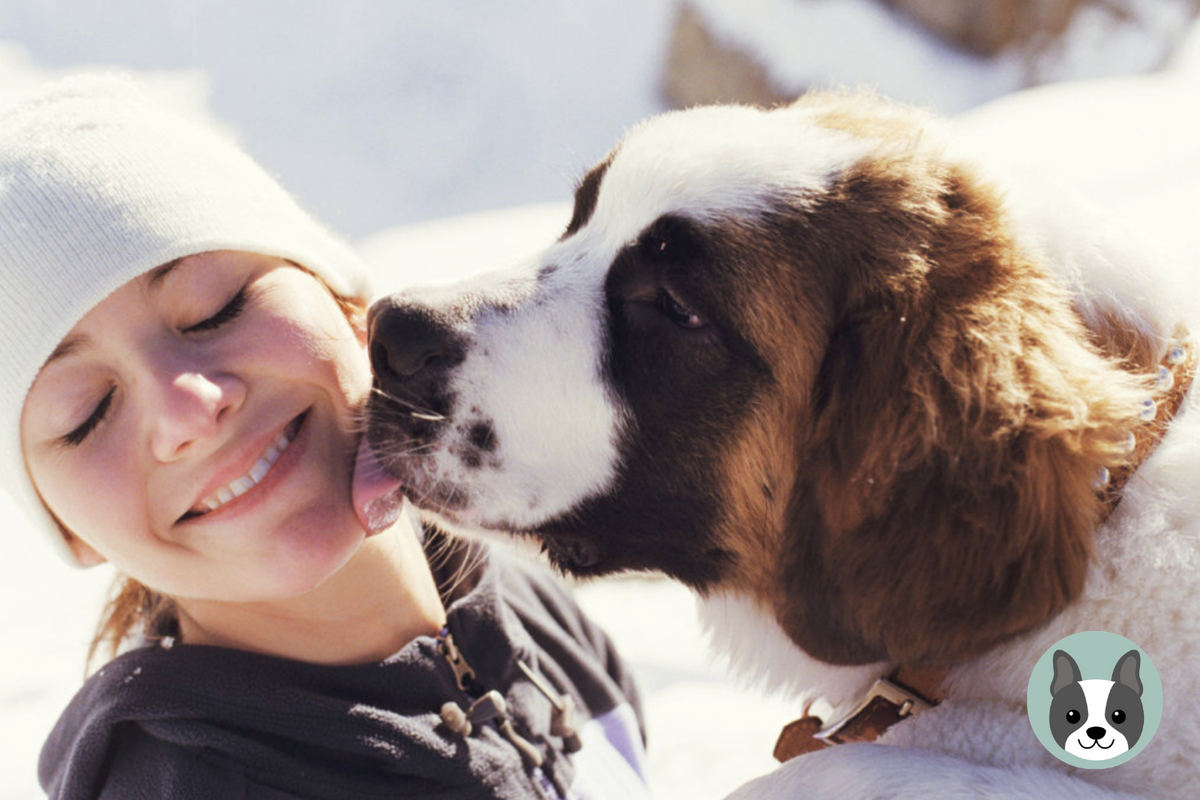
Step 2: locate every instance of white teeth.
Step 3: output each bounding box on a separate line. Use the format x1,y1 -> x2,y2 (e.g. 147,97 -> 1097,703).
195,427 -> 294,515
248,459 -> 270,483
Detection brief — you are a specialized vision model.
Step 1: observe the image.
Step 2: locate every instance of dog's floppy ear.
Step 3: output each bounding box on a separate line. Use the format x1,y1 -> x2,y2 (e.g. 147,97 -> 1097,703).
779,149 -> 1150,666
1112,649 -> 1143,696
1051,650 -> 1082,696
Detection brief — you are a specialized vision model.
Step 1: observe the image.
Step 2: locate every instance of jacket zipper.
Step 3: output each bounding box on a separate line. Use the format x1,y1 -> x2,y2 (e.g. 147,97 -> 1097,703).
436,629 -> 549,771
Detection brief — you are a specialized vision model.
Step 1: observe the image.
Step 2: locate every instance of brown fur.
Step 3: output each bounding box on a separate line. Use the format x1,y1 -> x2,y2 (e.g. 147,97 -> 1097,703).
703,94 -> 1153,665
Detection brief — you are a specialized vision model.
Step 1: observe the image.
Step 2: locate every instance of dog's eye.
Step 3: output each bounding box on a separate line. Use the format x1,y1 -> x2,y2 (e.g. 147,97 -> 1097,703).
1111,709 -> 1125,724
657,291 -> 706,329
1066,709 -> 1080,724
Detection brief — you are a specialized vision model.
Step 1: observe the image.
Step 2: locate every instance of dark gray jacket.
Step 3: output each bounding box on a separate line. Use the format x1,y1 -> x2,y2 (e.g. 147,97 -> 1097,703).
39,539 -> 649,799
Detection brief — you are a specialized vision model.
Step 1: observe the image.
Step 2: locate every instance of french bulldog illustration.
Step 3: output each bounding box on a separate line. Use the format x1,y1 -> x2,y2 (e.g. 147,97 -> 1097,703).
1049,649 -> 1144,760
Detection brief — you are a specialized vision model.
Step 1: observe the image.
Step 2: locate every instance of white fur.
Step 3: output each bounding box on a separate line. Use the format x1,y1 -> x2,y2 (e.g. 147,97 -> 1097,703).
697,592 -> 884,716
725,743 -> 1148,800
587,104 -> 872,251
398,263 -> 625,531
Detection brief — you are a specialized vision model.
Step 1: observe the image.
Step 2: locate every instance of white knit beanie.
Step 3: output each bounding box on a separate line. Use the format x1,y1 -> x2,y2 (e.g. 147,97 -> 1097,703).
0,74 -> 373,564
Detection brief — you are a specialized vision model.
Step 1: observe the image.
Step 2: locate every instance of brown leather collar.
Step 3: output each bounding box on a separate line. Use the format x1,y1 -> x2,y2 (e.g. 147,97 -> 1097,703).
774,666 -> 946,761
774,331 -> 1196,763
1099,331 -> 1196,519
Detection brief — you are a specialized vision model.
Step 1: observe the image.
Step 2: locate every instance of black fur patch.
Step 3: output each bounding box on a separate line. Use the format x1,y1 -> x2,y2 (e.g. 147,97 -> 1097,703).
562,156 -> 613,239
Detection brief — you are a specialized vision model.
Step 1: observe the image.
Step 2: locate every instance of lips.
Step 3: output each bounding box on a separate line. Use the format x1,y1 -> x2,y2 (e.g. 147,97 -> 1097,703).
182,414 -> 305,521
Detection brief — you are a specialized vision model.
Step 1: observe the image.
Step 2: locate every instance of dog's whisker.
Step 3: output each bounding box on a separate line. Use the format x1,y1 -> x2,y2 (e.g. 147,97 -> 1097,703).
370,439 -> 435,459
439,538 -> 489,601
367,385 -> 448,423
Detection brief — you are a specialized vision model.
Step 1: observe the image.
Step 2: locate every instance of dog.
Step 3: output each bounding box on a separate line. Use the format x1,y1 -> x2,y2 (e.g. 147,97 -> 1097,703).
361,89 -> 1200,797
1050,649 -> 1144,762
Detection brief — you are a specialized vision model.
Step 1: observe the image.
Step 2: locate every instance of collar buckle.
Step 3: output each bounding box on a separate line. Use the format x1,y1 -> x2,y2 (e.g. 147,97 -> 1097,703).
813,676 -> 933,744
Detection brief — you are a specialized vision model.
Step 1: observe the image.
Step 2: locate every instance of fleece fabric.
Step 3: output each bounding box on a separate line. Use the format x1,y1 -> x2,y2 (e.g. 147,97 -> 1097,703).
39,539 -> 651,800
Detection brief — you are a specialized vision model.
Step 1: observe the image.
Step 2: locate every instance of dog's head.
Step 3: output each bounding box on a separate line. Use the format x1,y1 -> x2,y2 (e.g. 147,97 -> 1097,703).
1050,649 -> 1144,760
363,91 -> 1150,665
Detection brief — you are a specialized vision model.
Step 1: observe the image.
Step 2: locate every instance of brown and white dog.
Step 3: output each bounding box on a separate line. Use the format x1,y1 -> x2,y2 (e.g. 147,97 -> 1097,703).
361,90 -> 1200,797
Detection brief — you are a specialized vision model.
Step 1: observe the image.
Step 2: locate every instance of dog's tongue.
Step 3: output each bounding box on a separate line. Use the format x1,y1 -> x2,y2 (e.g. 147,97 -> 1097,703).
352,437 -> 405,535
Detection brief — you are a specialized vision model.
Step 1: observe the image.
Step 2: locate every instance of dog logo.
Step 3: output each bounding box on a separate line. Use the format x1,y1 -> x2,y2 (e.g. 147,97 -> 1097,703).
1027,632 -> 1161,768
1049,649 -> 1143,761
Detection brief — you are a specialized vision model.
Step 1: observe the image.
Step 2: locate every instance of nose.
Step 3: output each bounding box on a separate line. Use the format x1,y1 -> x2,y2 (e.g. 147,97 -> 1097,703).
1086,727 -> 1106,740
367,296 -> 464,412
150,371 -> 245,462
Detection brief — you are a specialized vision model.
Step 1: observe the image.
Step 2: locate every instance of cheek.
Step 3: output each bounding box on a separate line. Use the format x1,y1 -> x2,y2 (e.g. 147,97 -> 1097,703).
35,441 -> 150,559
253,306 -> 372,402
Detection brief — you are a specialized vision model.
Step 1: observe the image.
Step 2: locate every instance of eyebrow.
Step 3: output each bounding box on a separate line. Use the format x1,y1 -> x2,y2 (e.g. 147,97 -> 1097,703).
146,259 -> 182,290
43,259 -> 183,368
45,332 -> 93,366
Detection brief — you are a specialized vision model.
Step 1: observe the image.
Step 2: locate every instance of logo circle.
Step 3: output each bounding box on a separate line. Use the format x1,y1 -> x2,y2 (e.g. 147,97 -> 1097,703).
1027,631 -> 1161,769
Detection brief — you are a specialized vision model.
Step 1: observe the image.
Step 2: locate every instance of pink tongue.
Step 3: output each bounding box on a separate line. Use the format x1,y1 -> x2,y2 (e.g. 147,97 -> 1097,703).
351,436 -> 405,535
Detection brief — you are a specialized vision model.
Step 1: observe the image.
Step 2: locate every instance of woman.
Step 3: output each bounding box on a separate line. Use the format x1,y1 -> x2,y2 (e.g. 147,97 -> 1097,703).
1,75 -> 650,799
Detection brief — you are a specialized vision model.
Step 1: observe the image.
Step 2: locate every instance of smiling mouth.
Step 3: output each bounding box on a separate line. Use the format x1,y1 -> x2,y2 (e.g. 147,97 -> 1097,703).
1078,738 -> 1114,750
179,413 -> 306,522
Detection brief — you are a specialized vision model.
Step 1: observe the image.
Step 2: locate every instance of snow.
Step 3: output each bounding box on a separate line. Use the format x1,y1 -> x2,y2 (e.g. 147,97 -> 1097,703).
2,2 -> 1200,799
0,1 -> 677,239
688,0 -> 1196,112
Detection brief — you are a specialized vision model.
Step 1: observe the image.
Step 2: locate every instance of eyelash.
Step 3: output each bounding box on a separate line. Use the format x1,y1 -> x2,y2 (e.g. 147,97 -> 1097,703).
59,288 -> 249,447
183,288 -> 248,334
61,387 -> 115,448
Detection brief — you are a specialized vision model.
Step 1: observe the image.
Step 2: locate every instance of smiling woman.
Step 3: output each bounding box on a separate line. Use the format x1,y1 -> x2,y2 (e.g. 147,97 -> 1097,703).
0,75 -> 651,800
20,253 -> 375,613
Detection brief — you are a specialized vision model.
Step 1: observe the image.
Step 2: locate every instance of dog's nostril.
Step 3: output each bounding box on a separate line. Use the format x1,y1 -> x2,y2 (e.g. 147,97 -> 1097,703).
369,341 -> 396,380
376,341 -> 440,380
1086,727 -> 1106,740
367,302 -> 461,384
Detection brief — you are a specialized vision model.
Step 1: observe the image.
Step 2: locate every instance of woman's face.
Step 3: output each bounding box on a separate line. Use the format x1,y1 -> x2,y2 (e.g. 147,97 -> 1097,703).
20,251 -> 372,602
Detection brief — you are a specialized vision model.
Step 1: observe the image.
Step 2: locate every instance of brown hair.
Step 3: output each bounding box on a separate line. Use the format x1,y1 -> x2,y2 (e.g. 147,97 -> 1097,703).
81,263 -> 368,671
87,577 -> 178,669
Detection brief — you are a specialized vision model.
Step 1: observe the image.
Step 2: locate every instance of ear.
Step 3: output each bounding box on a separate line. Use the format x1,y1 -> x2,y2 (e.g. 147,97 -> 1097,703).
1112,649 -> 1143,696
782,157 -> 1150,666
1051,650 -> 1082,696
65,533 -> 107,568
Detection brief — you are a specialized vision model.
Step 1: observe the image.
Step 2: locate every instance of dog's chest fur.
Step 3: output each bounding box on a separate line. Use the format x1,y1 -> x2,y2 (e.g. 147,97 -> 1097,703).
699,377 -> 1200,794
884,389 -> 1200,794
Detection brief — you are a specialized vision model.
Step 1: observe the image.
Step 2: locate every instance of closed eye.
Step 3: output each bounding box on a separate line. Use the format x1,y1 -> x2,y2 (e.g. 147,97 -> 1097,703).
184,288 -> 248,334
60,386 -> 115,447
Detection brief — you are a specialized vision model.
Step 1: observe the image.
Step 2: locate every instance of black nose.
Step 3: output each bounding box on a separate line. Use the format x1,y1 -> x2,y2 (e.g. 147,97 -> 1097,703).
367,297 -> 464,407
1086,727 -> 1106,740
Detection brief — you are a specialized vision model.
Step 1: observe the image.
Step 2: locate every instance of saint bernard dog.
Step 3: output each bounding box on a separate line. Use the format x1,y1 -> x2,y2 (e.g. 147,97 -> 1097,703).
359,90 -> 1199,797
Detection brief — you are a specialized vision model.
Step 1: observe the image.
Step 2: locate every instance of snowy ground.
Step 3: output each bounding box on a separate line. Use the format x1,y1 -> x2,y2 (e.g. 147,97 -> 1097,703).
3,2 -> 1200,799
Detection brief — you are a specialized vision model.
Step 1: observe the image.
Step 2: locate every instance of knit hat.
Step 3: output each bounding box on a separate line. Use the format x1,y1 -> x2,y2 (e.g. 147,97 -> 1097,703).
0,74 -> 373,563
